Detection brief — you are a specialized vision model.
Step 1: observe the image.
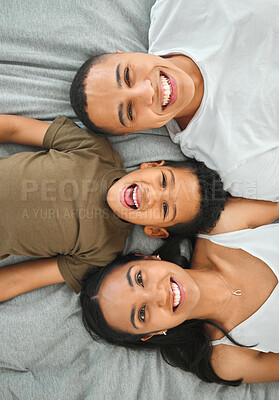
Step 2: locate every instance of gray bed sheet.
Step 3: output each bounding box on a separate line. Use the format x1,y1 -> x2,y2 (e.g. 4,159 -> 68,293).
0,0 -> 278,398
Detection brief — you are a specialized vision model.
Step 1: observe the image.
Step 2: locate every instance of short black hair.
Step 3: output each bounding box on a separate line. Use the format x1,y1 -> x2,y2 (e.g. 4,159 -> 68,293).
70,54 -> 112,134
163,159 -> 227,236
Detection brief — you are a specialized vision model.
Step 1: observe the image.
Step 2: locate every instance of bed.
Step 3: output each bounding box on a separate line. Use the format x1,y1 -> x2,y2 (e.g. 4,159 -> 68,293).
0,0 -> 278,398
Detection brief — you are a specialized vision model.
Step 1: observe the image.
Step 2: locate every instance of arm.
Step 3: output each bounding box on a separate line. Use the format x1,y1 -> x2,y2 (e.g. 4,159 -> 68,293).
211,345 -> 279,383
0,257 -> 65,302
210,197 -> 279,234
0,115 -> 50,147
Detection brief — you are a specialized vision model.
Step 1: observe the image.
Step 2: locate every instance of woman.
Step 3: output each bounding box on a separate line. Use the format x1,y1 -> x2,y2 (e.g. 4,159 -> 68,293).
80,223 -> 279,386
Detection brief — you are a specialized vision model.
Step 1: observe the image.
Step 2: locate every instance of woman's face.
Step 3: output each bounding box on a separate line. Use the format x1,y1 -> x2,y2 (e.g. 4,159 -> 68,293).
85,52 -> 195,134
98,258 -> 200,335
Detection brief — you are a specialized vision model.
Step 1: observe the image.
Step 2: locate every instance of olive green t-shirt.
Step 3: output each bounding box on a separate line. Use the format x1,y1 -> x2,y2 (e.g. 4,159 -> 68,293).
0,116 -> 132,292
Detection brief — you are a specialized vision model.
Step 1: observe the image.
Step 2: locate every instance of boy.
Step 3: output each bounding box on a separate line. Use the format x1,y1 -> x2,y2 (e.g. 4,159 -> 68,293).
0,115 -> 226,301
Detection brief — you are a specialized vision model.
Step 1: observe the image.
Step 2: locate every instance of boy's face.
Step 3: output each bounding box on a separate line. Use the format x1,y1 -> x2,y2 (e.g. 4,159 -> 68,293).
106,161 -> 201,238
85,52 -> 195,134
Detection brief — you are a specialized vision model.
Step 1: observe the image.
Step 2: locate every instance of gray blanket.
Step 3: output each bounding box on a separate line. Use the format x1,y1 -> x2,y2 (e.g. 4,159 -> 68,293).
0,0 -> 278,398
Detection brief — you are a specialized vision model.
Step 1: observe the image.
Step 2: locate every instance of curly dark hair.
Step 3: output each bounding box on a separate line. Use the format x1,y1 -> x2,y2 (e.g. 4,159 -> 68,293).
164,159 -> 227,236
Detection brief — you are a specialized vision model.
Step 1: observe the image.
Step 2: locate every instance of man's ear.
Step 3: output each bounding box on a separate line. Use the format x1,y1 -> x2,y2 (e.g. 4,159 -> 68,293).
116,49 -> 125,54
140,160 -> 165,169
144,226 -> 169,239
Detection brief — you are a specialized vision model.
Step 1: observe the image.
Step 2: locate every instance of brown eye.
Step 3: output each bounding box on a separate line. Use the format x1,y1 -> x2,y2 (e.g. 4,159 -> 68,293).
136,271 -> 143,287
163,203 -> 168,218
139,306 -> 146,322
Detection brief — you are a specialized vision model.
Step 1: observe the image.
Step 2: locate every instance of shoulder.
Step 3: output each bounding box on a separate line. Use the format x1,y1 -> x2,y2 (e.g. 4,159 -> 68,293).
44,116 -> 115,155
211,197 -> 279,235
48,116 -> 85,136
211,344 -> 259,382
209,198 -> 250,234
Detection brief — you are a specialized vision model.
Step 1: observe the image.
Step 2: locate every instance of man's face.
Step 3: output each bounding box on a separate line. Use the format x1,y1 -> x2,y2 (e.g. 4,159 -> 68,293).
85,52 -> 195,134
106,161 -> 201,237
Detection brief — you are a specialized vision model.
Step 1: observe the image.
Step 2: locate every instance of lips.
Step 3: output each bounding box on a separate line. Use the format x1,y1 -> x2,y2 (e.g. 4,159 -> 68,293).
170,278 -> 185,311
120,184 -> 142,209
160,72 -> 177,110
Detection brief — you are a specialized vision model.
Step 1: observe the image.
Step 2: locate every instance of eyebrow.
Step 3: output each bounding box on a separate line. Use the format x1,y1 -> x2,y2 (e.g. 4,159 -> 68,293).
126,265 -> 139,330
118,103 -> 126,128
130,307 -> 138,330
126,265 -> 134,290
116,64 -> 127,128
116,63 -> 122,88
166,168 -> 177,222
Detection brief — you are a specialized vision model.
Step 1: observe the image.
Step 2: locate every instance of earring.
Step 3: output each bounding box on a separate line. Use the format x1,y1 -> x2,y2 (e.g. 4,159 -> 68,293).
163,331 -> 167,336
141,335 -> 152,342
156,255 -> 160,259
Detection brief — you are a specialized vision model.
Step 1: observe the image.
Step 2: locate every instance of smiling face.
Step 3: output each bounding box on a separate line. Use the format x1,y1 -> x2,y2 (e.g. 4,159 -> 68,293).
106,161 -> 201,237
84,52 -> 195,134
98,258 -> 200,335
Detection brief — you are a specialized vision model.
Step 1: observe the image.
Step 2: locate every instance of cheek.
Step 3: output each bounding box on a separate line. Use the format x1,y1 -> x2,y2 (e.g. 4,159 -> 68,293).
144,208 -> 163,224
150,308 -> 183,331
132,209 -> 163,226
124,210 -> 148,224
134,109 -> 162,131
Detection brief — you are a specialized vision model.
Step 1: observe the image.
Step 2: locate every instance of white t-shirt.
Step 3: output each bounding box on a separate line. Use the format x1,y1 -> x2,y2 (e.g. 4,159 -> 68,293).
149,0 -> 279,200
198,224 -> 279,353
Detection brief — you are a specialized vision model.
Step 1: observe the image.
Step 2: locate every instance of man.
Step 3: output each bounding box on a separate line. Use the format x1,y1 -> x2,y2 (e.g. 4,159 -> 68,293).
70,0 -> 279,202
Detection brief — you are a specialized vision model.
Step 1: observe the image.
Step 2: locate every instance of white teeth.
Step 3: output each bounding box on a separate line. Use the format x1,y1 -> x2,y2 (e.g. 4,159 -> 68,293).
132,186 -> 139,209
161,74 -> 172,107
171,281 -> 181,308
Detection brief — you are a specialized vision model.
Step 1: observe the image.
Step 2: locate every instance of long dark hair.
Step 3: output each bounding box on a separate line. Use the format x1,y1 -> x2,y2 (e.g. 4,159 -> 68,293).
80,238 -> 245,386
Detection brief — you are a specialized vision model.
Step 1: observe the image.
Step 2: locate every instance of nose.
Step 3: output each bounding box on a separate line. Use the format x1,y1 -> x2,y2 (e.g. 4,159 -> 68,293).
142,282 -> 169,307
130,79 -> 154,106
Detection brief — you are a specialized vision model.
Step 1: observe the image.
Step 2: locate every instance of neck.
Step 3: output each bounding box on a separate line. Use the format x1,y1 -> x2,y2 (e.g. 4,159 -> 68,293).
187,269 -> 233,323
